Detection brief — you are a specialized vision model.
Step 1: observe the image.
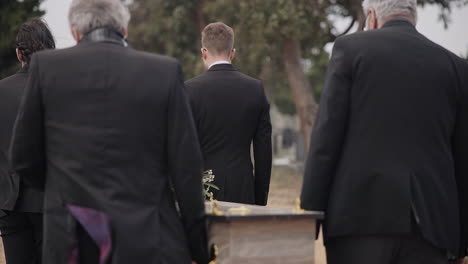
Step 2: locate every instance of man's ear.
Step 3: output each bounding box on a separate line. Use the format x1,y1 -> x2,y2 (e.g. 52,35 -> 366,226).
229,49 -> 236,61
367,8 -> 378,30
71,26 -> 82,43
16,48 -> 23,64
201,48 -> 208,60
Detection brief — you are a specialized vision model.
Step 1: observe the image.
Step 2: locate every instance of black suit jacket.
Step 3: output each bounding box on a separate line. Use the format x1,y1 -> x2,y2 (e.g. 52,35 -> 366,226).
9,38 -> 209,264
0,66 -> 43,213
186,64 -> 272,205
301,19 -> 468,257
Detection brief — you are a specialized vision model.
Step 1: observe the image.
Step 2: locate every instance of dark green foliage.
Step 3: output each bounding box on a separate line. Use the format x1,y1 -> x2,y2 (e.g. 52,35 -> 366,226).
0,0 -> 44,79
265,65 -> 297,115
129,0 -> 204,79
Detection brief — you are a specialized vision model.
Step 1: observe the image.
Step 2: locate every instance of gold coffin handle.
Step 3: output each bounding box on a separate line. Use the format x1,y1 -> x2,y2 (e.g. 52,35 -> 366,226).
294,198 -> 305,214
228,206 -> 251,215
211,200 -> 224,216
208,244 -> 218,264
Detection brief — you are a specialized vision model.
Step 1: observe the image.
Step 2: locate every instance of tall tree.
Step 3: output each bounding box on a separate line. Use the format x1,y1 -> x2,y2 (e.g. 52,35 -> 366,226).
0,0 -> 45,79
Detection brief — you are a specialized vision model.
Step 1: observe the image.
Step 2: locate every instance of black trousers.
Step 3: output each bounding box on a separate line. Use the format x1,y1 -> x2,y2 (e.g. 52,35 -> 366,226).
0,211 -> 42,264
326,234 -> 447,264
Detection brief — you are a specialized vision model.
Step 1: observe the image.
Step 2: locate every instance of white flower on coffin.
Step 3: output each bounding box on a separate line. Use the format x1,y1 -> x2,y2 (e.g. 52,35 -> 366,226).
203,169 -> 219,199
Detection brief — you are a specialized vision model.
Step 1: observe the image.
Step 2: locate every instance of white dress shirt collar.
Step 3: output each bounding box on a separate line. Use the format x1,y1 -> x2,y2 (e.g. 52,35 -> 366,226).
209,60 -> 231,69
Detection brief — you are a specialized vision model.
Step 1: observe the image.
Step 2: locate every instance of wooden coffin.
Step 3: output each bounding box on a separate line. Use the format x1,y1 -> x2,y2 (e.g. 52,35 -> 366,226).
205,201 -> 324,264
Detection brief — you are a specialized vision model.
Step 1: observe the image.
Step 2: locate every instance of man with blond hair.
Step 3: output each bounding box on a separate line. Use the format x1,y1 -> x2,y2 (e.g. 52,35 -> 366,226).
301,0 -> 468,263
186,22 -> 272,206
9,0 -> 209,263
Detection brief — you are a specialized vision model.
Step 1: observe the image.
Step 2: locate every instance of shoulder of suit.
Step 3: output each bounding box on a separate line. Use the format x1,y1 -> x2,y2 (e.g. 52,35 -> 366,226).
32,46 -> 73,60
28,46 -> 79,68
430,42 -> 467,64
332,30 -> 385,55
34,45 -> 179,64
185,69 -> 262,88
218,68 -> 262,87
31,46 -> 180,75
410,33 -> 468,67
132,50 -> 179,66
133,51 -> 182,76
335,30 -> 371,44
185,73 -> 207,87
334,28 -> 457,60
0,72 -> 25,89
237,70 -> 262,84
452,55 -> 468,78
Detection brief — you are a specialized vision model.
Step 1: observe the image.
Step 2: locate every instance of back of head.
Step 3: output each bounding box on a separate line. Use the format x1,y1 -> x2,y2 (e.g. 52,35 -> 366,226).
201,22 -> 235,57
16,18 -> 56,64
68,0 -> 131,36
362,0 -> 418,24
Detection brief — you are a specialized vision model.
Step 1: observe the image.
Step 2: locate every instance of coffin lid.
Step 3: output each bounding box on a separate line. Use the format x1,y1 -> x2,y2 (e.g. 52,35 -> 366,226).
205,201 -> 324,221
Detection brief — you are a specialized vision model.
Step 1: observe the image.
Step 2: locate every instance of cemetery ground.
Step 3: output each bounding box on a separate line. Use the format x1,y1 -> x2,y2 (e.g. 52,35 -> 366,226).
268,165 -> 327,264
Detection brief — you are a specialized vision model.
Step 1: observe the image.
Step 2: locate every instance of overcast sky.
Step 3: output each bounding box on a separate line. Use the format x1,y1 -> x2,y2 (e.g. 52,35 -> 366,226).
41,0 -> 468,57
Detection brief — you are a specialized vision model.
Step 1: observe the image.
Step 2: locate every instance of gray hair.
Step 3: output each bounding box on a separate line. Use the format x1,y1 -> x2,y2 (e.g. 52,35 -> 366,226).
68,0 -> 131,35
362,0 -> 418,23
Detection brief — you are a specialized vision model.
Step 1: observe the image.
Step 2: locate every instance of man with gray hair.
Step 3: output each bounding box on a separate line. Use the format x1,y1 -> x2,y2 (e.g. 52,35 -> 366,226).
301,0 -> 468,263
9,0 -> 209,263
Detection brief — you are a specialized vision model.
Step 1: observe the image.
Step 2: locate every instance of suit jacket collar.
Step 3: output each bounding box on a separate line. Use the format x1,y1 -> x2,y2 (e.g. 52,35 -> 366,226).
80,27 -> 128,47
208,63 -> 237,72
382,18 -> 416,30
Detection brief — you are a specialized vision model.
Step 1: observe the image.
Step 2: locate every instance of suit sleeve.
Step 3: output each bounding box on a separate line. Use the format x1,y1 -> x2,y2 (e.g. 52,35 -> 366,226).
167,63 -> 209,264
185,81 -> 200,133
300,38 -> 351,211
9,54 -> 46,190
453,59 -> 468,258
253,83 -> 272,206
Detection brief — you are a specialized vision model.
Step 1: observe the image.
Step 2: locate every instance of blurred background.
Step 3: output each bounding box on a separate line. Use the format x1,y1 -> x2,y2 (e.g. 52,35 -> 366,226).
1,0 -> 468,263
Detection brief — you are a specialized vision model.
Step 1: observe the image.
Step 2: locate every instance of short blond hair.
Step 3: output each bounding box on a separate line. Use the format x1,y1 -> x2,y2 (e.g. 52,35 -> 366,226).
201,22 -> 234,57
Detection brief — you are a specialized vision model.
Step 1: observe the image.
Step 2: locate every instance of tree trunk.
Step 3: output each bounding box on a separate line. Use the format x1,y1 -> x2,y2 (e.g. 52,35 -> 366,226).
282,39 -> 318,155
351,0 -> 366,30
195,0 -> 208,32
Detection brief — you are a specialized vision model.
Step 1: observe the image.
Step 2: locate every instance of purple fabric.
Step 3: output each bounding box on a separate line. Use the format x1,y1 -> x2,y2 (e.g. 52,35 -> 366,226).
68,248 -> 79,264
67,205 -> 112,264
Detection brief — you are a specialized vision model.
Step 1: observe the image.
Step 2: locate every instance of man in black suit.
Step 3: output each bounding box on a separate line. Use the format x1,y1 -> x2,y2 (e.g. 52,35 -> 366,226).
0,18 -> 55,264
186,22 -> 272,206
300,0 -> 468,263
9,0 -> 208,263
